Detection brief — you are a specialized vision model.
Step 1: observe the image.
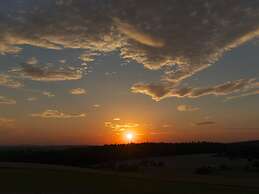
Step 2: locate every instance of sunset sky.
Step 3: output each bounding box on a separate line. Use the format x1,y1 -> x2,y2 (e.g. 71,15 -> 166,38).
0,0 -> 259,145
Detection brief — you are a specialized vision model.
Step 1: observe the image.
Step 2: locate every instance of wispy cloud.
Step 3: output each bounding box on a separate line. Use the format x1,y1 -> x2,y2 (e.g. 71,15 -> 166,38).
42,91 -> 55,98
26,57 -> 38,65
177,104 -> 199,112
31,109 -> 86,119
26,97 -> 37,102
79,52 -> 99,63
162,124 -> 172,128
225,90 -> 259,101
70,88 -> 86,95
93,104 -> 101,108
0,74 -> 23,88
195,121 -> 216,126
105,120 -> 139,132
0,117 -> 15,127
104,72 -> 117,76
0,96 -> 16,105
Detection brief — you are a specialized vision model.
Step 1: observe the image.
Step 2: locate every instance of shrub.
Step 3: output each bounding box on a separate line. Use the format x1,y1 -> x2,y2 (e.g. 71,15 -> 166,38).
116,163 -> 140,172
219,164 -> 231,171
195,165 -> 215,175
157,161 -> 165,167
252,161 -> 259,168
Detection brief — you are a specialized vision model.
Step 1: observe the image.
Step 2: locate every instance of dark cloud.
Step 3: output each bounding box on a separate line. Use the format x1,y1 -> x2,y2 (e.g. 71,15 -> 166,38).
11,63 -> 83,82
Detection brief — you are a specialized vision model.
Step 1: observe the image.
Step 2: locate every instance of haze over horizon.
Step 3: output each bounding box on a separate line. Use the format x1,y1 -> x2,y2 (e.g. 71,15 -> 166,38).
0,0 -> 259,145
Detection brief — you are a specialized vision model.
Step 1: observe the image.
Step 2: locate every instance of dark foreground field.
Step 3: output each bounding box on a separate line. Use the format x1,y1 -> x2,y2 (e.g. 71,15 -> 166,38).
0,157 -> 259,194
0,142 -> 259,194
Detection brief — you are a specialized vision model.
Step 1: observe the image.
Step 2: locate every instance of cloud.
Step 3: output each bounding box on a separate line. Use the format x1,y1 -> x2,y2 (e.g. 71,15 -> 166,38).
26,57 -> 38,65
225,90 -> 259,101
11,64 -> 83,82
27,97 -> 37,102
162,124 -> 172,128
59,59 -> 66,64
0,74 -> 23,88
0,96 -> 16,105
131,82 -> 172,101
104,72 -> 117,76
113,18 -> 165,48
189,79 -> 257,97
79,52 -> 99,63
93,104 -> 101,108
132,78 -> 258,101
105,120 -> 139,132
0,0 -> 258,84
195,121 -> 216,126
31,109 -> 86,119
42,91 -> 55,98
0,117 -> 15,127
177,104 -> 199,112
70,88 -> 86,95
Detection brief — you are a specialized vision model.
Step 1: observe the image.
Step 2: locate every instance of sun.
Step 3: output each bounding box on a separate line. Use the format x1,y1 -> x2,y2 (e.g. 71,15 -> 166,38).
126,133 -> 133,140
125,132 -> 134,142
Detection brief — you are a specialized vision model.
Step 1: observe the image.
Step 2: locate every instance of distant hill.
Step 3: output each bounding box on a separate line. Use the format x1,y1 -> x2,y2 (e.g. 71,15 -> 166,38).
0,141 -> 258,167
230,140 -> 259,146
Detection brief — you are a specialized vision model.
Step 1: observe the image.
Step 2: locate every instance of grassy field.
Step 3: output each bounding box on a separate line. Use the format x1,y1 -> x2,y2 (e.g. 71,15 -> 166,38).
0,158 -> 259,194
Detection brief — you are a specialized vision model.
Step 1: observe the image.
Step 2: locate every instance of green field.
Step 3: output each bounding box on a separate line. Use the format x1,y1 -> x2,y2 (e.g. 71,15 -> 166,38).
0,160 -> 259,194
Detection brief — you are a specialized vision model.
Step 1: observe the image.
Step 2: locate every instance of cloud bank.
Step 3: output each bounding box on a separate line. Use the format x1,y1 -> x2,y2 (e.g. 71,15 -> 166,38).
0,0 -> 258,100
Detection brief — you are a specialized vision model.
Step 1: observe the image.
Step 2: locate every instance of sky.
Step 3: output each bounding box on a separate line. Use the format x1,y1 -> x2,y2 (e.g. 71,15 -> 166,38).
0,0 -> 259,145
